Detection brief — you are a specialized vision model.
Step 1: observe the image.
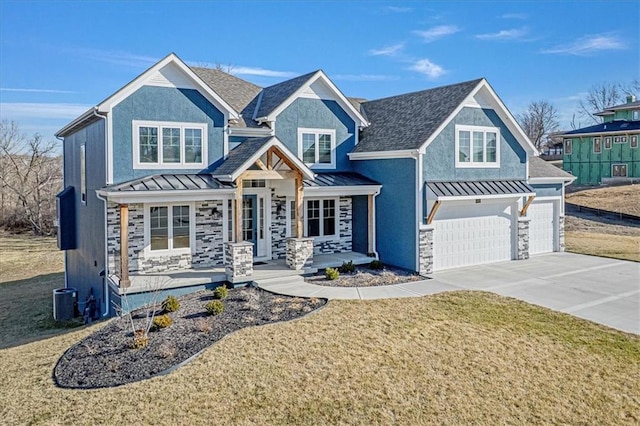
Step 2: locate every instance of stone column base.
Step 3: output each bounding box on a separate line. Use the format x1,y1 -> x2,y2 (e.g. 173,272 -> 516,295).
225,242 -> 253,282
558,215 -> 565,252
286,237 -> 314,270
517,217 -> 530,260
418,226 -> 435,275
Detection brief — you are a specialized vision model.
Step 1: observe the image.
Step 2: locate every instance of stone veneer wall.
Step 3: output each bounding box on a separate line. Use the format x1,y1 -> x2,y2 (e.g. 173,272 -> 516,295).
271,192 -> 287,259
313,196 -> 352,254
106,200 -> 225,275
418,226 -> 434,275
517,217 -> 530,260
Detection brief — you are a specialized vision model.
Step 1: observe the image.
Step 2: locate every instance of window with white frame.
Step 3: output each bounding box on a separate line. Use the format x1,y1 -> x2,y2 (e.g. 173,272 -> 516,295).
455,125 -> 499,167
604,137 -> 612,149
612,164 -> 627,177
147,204 -> 193,252
80,143 -> 86,204
593,137 -> 601,153
564,138 -> 572,154
305,199 -> 336,237
298,128 -> 336,168
631,135 -> 638,148
133,121 -> 207,168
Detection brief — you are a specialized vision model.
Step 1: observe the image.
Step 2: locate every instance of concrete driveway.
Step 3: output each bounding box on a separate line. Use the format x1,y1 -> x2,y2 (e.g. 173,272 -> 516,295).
428,252 -> 640,334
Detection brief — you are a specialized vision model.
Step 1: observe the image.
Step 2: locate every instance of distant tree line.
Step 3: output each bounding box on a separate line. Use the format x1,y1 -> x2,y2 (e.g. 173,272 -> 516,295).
0,120 -> 62,235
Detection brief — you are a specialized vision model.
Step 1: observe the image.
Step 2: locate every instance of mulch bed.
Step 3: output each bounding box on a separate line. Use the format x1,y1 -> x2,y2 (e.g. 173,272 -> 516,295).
54,287 -> 325,389
305,265 -> 424,287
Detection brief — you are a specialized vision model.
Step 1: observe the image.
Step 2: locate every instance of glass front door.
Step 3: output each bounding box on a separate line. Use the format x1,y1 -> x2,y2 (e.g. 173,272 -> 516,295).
242,194 -> 267,258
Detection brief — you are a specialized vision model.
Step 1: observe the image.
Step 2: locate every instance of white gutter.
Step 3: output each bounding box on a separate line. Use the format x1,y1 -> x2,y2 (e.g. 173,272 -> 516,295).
95,191 -> 110,317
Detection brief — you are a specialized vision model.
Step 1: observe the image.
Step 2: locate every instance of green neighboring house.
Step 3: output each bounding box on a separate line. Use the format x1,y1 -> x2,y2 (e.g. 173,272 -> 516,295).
561,95 -> 640,185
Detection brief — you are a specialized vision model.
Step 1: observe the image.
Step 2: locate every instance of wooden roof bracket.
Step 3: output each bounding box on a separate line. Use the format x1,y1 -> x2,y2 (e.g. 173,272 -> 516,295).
520,195 -> 536,217
426,200 -> 442,225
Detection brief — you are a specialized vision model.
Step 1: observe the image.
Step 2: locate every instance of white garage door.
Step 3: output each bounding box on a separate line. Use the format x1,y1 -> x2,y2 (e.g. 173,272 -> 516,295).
433,201 -> 515,271
528,200 -> 556,255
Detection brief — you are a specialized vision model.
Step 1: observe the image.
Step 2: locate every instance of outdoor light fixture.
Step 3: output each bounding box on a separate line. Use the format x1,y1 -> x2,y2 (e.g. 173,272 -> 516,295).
211,207 -> 222,219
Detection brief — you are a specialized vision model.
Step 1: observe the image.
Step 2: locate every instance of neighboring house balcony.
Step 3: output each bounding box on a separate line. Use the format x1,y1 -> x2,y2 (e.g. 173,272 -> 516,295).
98,136 -> 381,295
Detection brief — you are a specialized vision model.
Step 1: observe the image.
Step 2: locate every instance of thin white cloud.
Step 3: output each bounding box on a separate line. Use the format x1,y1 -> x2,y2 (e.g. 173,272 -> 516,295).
541,33 -> 627,55
501,13 -> 527,19
0,103 -> 91,120
408,59 -> 446,79
1,87 -> 76,94
385,6 -> 412,13
333,74 -> 398,82
230,66 -> 297,78
413,25 -> 460,43
475,28 -> 528,40
368,43 -> 405,57
64,47 -> 158,69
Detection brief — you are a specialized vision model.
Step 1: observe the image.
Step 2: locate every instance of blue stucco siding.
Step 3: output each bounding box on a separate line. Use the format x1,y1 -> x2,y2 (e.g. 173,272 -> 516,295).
354,158 -> 417,271
351,195 -> 369,254
424,107 -> 527,181
274,98 -> 356,171
112,86 -> 226,183
62,119 -> 107,314
531,183 -> 563,198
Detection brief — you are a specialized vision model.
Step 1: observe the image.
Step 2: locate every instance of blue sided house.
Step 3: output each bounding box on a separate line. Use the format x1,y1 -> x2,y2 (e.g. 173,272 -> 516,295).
56,53 -> 574,316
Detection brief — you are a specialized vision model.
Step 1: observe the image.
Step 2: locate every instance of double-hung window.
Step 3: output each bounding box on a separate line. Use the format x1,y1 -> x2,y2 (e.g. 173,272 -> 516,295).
593,137 -> 602,153
455,125 -> 500,167
147,204 -> 193,253
305,199 -> 336,238
133,121 -> 207,168
298,128 -> 336,169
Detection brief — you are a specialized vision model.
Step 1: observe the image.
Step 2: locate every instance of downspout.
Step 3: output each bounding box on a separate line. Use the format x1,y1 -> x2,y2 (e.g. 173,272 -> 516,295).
371,187 -> 381,259
55,134 -> 68,289
92,108 -> 111,317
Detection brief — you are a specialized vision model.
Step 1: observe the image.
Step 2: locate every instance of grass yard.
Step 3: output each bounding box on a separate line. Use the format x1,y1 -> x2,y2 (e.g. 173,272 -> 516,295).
566,184 -> 640,216
0,232 -> 80,349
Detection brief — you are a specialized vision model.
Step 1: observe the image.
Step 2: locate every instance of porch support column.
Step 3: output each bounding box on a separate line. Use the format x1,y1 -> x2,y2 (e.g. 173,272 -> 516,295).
517,217 -> 531,260
367,194 -> 375,255
234,176 -> 244,242
295,171 -> 303,238
119,204 -> 130,288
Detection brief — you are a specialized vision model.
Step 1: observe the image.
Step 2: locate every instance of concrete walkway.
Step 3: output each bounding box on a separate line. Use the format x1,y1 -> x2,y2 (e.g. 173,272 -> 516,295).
256,252 -> 640,334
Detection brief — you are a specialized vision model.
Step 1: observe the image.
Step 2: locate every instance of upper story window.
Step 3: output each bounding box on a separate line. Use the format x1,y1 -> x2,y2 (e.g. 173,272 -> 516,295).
631,135 -> 638,148
133,121 -> 207,169
298,128 -> 336,169
632,110 -> 639,121
593,137 -> 601,153
564,138 -> 572,154
604,137 -> 612,149
455,125 -> 500,168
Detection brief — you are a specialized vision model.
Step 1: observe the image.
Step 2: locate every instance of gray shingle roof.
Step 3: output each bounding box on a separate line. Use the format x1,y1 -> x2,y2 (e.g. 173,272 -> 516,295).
191,67 -> 264,128
427,180 -> 533,198
529,157 -> 574,180
253,71 -> 319,119
305,172 -> 379,187
595,100 -> 640,115
105,174 -> 234,192
210,137 -> 273,177
354,78 -> 483,153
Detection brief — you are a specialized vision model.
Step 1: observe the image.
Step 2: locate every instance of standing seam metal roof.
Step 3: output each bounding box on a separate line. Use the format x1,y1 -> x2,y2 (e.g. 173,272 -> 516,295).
427,180 -> 533,198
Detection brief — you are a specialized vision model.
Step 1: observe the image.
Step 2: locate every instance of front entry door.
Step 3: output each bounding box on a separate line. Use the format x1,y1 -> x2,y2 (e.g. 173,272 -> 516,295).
242,194 -> 267,258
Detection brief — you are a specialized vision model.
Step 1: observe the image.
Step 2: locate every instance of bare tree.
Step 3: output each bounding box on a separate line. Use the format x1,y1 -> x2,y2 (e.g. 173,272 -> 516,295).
620,79 -> 640,97
215,62 -> 235,73
517,100 -> 560,150
578,82 -> 623,124
0,120 -> 62,235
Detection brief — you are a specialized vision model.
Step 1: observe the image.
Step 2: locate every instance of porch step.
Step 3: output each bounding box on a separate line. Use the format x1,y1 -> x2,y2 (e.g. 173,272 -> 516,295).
253,274 -> 306,289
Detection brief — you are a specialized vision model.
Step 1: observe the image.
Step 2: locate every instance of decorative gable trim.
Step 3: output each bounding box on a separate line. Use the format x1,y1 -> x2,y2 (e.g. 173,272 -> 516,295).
418,79 -> 538,156
96,53 -> 239,119
257,71 -> 369,128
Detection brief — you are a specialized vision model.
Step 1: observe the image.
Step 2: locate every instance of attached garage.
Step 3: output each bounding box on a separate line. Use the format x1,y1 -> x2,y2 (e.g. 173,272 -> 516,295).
432,200 -> 516,271
528,199 -> 558,255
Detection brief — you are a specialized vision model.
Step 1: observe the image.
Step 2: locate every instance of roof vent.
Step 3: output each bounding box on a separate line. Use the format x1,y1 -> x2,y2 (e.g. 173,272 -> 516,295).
627,95 -> 637,103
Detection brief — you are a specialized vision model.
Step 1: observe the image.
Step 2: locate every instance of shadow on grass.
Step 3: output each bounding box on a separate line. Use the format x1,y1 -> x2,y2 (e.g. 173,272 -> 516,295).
0,272 -> 87,350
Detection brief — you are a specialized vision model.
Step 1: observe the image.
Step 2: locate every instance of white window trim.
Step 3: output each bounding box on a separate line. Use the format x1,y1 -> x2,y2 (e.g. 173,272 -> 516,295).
564,138 -> 573,154
304,197 -> 339,240
604,137 -> 612,149
593,138 -> 602,154
132,120 -> 208,169
297,127 -> 336,169
611,163 -> 628,178
285,196 -> 295,238
631,135 -> 638,148
454,124 -> 501,168
144,202 -> 196,257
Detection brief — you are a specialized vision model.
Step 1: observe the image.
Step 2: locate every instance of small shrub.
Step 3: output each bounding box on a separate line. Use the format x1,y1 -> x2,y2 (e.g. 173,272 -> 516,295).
213,285 -> 229,300
193,317 -> 212,333
152,314 -> 173,330
131,330 -> 149,349
369,260 -> 384,270
158,342 -> 177,359
162,295 -> 180,313
206,300 -> 224,316
339,261 -> 356,274
243,290 -> 261,311
325,267 -> 340,280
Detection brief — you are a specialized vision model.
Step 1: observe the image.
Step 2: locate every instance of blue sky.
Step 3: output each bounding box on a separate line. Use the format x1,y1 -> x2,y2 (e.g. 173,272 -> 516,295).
1,1 -> 638,144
